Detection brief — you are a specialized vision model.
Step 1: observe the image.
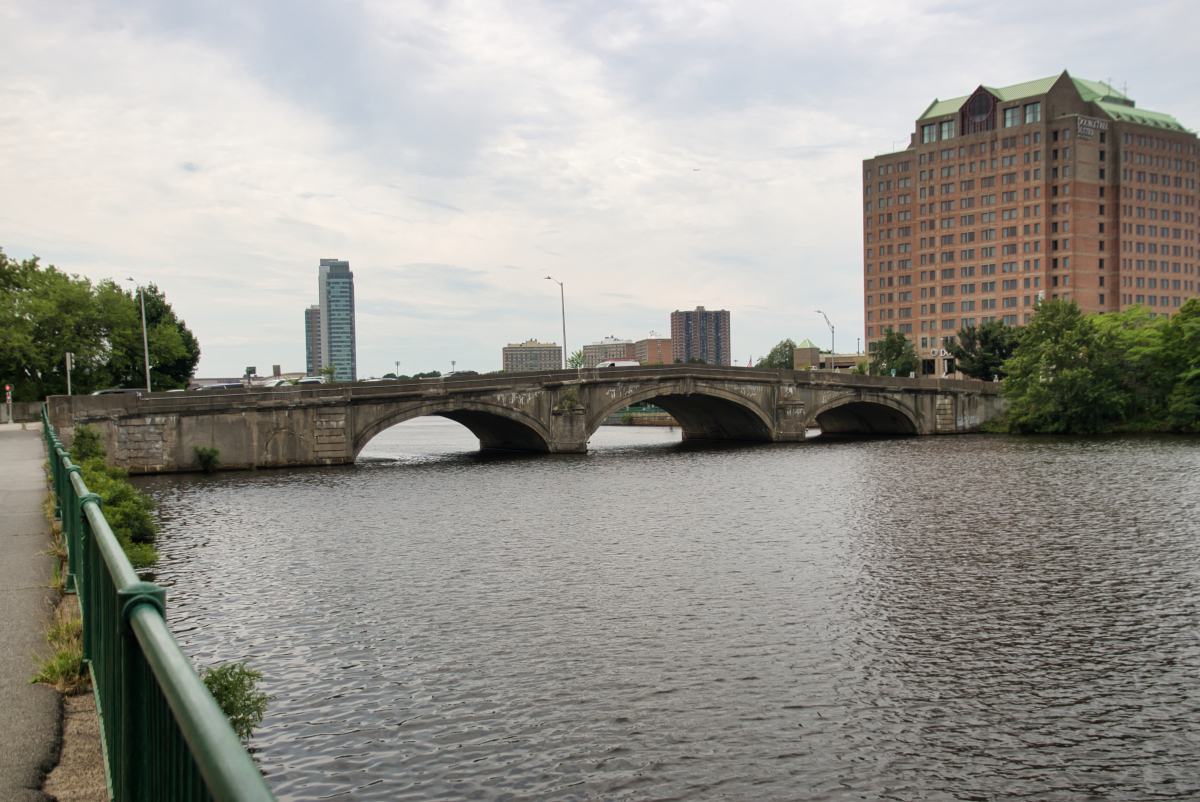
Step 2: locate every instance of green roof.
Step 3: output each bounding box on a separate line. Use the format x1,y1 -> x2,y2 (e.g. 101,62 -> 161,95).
916,71 -> 1190,133
796,338 -> 820,349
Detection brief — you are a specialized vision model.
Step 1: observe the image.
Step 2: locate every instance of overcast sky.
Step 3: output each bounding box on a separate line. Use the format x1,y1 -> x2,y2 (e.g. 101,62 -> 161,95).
3,0 -> 1197,377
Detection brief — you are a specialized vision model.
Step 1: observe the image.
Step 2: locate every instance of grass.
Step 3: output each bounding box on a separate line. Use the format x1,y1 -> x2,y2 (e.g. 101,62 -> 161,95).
30,603 -> 90,695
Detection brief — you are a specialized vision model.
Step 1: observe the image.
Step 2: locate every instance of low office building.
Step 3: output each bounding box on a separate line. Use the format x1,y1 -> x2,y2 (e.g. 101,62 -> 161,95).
582,337 -> 635,368
503,339 -> 562,372
864,70 -> 1199,376
634,334 -> 672,364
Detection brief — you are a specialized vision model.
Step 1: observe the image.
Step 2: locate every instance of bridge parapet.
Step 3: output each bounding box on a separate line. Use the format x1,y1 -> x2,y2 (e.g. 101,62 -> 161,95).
46,368 -> 1003,473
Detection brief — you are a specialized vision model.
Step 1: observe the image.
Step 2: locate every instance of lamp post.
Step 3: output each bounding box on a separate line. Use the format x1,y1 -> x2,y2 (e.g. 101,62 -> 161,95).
65,352 -> 73,395
126,278 -> 152,392
815,310 -> 835,371
545,276 -> 566,369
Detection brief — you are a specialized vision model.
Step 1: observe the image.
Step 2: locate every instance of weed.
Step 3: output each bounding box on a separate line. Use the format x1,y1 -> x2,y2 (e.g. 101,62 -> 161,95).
200,662 -> 274,742
556,388 -> 579,410
193,446 -> 221,473
30,604 -> 89,695
69,424 -> 107,462
620,413 -> 634,425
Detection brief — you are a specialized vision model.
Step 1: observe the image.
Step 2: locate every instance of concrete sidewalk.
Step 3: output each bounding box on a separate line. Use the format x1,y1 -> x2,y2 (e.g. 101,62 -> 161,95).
0,425 -> 62,801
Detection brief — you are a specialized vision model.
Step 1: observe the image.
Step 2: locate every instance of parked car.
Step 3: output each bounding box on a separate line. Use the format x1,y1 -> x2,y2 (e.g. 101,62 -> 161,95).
596,360 -> 641,368
90,388 -> 147,395
297,376 -> 324,385
443,370 -> 479,377
199,382 -> 245,390
260,379 -> 288,387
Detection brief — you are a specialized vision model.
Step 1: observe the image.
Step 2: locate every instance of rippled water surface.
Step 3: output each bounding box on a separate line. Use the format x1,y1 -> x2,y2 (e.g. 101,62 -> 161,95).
134,421 -> 1200,801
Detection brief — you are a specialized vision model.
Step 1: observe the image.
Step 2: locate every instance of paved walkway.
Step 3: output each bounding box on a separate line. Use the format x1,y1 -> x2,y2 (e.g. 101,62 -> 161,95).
0,424 -> 62,801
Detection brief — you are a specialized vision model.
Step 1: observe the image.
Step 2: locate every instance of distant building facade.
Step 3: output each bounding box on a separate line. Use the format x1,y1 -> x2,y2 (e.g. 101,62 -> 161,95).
634,334 -> 672,364
582,336 -> 635,368
304,305 -> 322,377
503,339 -> 562,372
670,306 -> 731,365
318,258 -> 356,382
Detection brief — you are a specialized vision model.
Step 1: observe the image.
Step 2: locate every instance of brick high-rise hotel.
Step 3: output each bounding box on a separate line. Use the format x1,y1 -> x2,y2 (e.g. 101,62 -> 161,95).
863,71 -> 1199,375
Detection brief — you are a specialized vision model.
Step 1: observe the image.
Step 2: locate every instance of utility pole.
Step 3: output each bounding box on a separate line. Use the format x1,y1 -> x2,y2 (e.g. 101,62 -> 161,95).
126,278 -> 152,392
65,352 -> 73,395
545,276 -> 566,369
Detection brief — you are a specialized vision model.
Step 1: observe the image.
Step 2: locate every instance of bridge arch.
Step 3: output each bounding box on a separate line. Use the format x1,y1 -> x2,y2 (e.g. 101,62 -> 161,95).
809,393 -> 919,436
588,384 -> 775,443
351,399 -> 553,458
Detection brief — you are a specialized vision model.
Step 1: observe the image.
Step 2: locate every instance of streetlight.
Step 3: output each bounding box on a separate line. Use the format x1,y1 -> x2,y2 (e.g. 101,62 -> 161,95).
126,278 -> 152,392
815,310 -> 835,371
545,276 -> 566,369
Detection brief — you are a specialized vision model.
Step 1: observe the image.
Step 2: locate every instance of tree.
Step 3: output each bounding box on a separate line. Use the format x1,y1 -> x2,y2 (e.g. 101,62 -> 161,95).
869,330 -> 918,377
0,249 -> 200,400
318,364 -> 338,383
1160,298 -> 1200,431
947,321 -> 1023,380
1000,299 -> 1130,434
686,357 -> 707,364
565,349 -> 585,368
757,339 -> 796,369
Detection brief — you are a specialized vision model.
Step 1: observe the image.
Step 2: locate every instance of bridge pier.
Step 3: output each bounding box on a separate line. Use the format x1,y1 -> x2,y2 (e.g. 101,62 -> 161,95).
45,368 -> 1003,473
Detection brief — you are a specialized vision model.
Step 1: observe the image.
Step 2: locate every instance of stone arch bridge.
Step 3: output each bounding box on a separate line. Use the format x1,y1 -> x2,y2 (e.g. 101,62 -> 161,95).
47,366 -> 1003,473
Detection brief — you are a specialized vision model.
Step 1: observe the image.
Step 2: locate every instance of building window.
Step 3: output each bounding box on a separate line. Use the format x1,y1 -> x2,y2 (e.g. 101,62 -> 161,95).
940,120 -> 955,140
922,124 -> 937,144
1003,107 -> 1020,127
1024,102 -> 1041,124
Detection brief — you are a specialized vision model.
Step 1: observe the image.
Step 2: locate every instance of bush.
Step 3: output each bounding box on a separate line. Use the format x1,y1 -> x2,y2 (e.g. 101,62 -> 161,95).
200,662 -> 274,741
620,413 -> 634,424
69,424 -> 106,462
78,456 -> 158,567
557,388 -> 579,410
194,445 -> 220,473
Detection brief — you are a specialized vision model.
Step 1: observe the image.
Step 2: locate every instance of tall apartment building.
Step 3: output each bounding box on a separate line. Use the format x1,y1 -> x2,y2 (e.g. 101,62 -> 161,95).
304,305 -> 322,377
503,339 -> 562,372
634,334 -> 672,364
670,307 -> 731,365
318,258 -> 357,382
582,336 -> 635,367
864,71 -> 1199,376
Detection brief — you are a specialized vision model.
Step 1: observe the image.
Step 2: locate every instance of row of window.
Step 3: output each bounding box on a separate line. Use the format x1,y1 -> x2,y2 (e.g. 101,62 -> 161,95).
1123,133 -> 1196,154
922,103 -> 1041,143
1122,259 -> 1197,273
1122,188 -> 1195,204
1122,276 -> 1195,290
1125,150 -> 1192,171
1121,294 -> 1189,307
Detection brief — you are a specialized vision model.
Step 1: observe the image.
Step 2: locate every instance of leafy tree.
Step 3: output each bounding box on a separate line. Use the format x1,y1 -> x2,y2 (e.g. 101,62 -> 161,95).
1159,298 -> 1200,431
1000,299 -> 1130,434
0,249 -> 200,400
686,356 -> 707,364
565,349 -> 585,368
869,330 -> 918,377
757,339 -> 797,369
947,321 -> 1023,380
318,363 -> 338,383
851,361 -> 868,375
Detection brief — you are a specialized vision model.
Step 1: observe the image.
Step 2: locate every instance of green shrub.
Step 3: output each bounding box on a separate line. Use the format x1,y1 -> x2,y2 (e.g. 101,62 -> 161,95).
556,388 -> 579,410
200,662 -> 274,741
30,605 -> 89,695
193,445 -> 220,473
78,456 -> 158,567
69,424 -> 107,462
620,413 -> 634,424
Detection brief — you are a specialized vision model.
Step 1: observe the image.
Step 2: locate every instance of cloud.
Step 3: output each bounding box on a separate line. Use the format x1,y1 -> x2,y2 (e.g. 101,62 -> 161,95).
1,0 -> 1197,376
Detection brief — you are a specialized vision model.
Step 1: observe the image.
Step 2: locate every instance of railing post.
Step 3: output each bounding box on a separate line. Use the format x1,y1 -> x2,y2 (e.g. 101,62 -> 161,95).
117,581 -> 167,802
64,465 -> 83,593
76,494 -> 101,658
52,443 -> 66,520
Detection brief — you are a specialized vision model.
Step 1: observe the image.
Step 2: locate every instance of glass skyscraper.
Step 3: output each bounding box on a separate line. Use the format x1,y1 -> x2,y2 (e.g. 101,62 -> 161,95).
317,258 -> 357,382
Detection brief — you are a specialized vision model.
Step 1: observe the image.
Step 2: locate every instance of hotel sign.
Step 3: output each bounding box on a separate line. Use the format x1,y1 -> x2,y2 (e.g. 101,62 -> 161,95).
1076,117 -> 1109,140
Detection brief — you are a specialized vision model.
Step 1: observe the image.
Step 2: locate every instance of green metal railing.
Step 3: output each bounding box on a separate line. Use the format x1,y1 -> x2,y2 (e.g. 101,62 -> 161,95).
43,407 -> 275,802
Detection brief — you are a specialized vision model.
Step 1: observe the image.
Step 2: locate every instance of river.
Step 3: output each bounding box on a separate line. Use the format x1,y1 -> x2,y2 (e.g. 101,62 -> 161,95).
133,419 -> 1200,801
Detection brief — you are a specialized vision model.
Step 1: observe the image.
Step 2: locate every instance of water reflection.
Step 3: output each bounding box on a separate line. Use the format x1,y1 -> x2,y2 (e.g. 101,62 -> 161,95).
134,420 -> 1200,800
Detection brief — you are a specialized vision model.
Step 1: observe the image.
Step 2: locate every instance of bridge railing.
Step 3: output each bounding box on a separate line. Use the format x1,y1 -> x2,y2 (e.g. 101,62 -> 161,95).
42,407 -> 276,802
